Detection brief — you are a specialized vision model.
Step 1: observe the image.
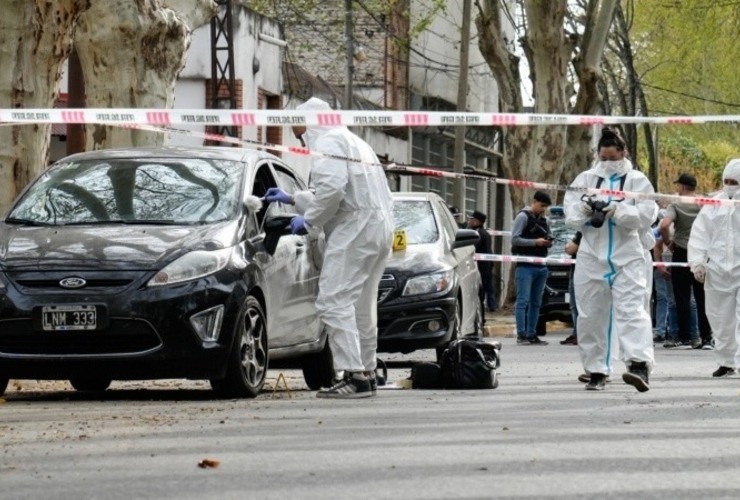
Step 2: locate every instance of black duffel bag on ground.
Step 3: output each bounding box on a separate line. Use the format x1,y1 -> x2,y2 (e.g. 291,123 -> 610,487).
439,337 -> 501,389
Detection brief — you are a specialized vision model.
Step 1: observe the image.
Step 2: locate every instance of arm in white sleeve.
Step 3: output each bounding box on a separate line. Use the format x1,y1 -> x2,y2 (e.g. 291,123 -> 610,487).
610,175 -> 658,230
688,207 -> 711,270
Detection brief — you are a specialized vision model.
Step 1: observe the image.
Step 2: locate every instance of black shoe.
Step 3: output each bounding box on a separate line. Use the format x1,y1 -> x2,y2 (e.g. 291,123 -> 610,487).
585,373 -> 607,391
712,366 -> 737,378
560,334 -> 577,345
527,336 -> 548,346
578,373 -> 612,384
516,335 -> 528,345
622,361 -> 650,392
691,339 -> 703,350
316,373 -> 373,399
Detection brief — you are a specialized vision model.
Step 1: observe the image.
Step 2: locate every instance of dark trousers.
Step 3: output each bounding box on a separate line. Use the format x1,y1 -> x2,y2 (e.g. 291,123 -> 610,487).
479,270 -> 496,322
671,247 -> 712,343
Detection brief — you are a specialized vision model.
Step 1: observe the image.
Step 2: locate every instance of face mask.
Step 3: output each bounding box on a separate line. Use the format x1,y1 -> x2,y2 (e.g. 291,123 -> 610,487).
724,184 -> 739,198
601,160 -> 623,174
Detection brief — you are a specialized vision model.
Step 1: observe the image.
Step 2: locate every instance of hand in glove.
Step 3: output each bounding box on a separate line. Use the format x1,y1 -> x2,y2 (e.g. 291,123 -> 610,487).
581,200 -> 594,215
692,263 -> 707,283
603,200 -> 619,219
290,215 -> 308,235
264,187 -> 294,205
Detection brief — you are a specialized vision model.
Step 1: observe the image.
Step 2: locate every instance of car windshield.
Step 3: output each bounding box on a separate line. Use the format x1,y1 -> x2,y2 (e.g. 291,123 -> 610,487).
7,158 -> 245,225
392,200 -> 439,244
548,207 -> 576,257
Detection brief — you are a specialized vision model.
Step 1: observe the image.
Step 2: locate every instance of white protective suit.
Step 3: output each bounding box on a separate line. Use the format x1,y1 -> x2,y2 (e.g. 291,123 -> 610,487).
564,159 -> 658,375
292,97 -> 394,373
688,159 -> 740,369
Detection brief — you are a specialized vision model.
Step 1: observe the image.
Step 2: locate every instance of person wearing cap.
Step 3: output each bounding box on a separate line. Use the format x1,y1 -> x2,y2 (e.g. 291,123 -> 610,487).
511,190 -> 553,346
688,159 -> 740,378
659,172 -> 713,350
264,97 -> 394,398
467,210 -> 496,316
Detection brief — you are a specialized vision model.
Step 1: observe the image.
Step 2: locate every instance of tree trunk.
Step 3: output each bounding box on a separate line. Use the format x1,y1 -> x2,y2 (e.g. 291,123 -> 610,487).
0,0 -> 90,214
74,0 -> 215,150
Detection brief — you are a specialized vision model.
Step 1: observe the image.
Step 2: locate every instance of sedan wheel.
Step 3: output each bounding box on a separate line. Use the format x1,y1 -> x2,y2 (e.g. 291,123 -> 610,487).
436,297 -> 463,362
69,377 -> 111,392
211,296 -> 268,398
0,377 -> 8,397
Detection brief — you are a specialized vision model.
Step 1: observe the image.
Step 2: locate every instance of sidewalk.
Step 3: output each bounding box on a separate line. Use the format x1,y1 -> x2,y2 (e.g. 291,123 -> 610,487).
482,309 -> 572,337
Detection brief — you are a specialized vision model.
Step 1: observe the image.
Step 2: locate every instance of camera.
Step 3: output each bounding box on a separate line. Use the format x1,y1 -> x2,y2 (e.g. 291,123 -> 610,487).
581,196 -> 610,228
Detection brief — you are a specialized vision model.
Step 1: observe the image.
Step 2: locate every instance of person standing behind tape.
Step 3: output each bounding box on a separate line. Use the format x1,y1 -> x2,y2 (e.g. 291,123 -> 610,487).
688,159 -> 740,378
264,97 -> 394,399
659,173 -> 713,350
512,191 -> 553,346
466,210 -> 496,315
564,128 -> 658,392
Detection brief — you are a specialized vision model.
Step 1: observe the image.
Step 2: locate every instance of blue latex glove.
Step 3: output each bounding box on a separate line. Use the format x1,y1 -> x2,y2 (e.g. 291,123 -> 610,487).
264,187 -> 293,204
290,215 -> 307,235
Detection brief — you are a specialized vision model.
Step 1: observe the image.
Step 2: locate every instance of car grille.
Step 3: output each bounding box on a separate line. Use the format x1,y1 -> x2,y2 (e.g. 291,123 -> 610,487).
0,318 -> 162,357
15,278 -> 134,289
546,266 -> 570,293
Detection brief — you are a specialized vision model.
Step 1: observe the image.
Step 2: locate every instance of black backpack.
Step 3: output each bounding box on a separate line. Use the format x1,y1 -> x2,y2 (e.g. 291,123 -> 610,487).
439,338 -> 501,389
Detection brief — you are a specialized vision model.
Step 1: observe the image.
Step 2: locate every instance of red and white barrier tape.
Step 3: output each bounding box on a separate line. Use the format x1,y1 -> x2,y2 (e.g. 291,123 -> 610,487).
2,108 -> 739,128
474,253 -> 690,267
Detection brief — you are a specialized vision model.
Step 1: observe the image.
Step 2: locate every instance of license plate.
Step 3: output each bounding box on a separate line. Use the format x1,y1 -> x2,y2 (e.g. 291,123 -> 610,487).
564,293 -> 570,304
42,305 -> 97,331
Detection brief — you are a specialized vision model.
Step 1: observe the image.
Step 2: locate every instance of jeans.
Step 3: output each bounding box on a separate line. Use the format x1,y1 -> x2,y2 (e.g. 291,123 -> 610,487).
653,269 -> 678,336
515,264 -> 549,338
479,269 -> 496,312
671,247 -> 711,343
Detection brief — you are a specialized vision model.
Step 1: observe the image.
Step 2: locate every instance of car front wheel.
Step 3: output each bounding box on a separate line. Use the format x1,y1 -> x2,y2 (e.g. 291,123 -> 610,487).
301,337 -> 334,390
0,377 -> 8,397
436,297 -> 463,362
211,296 -> 268,398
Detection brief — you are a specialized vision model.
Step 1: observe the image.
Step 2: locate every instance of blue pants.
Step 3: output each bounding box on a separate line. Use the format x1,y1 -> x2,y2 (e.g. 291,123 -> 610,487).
515,265 -> 549,338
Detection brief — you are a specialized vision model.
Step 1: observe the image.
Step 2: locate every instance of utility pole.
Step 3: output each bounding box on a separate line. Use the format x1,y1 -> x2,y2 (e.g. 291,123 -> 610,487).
453,0 -> 472,212
344,0 -> 354,110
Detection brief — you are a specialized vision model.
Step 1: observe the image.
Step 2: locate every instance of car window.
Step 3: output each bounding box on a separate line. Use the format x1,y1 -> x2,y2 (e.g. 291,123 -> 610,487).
548,207 -> 576,257
392,200 -> 439,244
8,158 -> 244,225
435,200 -> 458,243
273,164 -> 305,216
252,162 -> 284,226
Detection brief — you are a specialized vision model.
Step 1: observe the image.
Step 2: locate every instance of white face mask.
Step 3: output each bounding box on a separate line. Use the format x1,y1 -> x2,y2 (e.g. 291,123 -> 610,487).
724,184 -> 739,198
601,160 -> 623,175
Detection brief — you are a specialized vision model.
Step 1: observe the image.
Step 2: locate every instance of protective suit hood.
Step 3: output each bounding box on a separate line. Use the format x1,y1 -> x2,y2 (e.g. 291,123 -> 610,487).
296,97 -> 346,148
722,158 -> 740,198
591,157 -> 633,179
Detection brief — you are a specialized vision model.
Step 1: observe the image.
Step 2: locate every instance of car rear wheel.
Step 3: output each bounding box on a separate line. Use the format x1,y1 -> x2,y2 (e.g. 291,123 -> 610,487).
69,377 -> 111,392
436,297 -> 463,362
301,337 -> 334,390
210,296 -> 268,398
0,377 -> 8,396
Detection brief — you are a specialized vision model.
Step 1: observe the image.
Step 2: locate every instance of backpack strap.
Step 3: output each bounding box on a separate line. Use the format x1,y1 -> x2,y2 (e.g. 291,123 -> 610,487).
596,174 -> 627,191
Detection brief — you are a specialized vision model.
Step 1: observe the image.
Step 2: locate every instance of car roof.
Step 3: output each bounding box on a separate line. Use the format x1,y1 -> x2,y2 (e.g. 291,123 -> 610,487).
57,146 -> 281,164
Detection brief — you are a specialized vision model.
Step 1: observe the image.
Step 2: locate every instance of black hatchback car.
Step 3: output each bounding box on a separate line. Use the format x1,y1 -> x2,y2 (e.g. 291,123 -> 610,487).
376,193 -> 482,360
0,147 -> 334,398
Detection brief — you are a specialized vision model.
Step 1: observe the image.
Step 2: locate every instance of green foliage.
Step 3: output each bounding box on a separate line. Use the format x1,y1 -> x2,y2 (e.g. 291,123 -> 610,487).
630,0 -> 740,178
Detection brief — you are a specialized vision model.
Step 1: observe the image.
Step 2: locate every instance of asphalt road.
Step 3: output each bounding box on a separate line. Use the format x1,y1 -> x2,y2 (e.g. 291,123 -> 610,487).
3,326 -> 740,499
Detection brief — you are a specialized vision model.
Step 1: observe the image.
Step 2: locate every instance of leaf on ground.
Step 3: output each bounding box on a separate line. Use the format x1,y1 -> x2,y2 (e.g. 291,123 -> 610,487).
197,458 -> 221,469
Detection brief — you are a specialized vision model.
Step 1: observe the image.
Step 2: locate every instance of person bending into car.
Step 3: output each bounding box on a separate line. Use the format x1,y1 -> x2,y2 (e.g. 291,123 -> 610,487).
511,190 -> 553,346
564,128 -> 657,392
264,97 -> 393,399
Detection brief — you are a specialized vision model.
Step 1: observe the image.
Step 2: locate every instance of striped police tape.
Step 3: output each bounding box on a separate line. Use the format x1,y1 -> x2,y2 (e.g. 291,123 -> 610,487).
2,108 -> 739,128
474,253 -> 690,267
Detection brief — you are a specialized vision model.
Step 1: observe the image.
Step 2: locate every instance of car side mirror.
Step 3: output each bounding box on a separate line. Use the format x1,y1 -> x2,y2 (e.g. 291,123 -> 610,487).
263,215 -> 295,255
452,228 -> 479,249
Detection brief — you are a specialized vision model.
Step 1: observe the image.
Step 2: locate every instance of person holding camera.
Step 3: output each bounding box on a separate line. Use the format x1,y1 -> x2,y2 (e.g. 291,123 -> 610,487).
564,129 -> 658,392
511,190 -> 553,346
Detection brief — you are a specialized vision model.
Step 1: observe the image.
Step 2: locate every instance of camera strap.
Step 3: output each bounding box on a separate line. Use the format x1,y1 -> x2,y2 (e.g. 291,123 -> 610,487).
595,174 -> 627,192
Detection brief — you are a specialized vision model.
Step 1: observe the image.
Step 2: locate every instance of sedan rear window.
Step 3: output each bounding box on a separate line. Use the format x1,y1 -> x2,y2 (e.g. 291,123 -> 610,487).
8,158 -> 245,225
392,200 -> 439,244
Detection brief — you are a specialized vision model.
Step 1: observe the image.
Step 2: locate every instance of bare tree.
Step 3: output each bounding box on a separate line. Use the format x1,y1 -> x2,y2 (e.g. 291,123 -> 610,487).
0,0 -> 91,213
74,0 -> 216,150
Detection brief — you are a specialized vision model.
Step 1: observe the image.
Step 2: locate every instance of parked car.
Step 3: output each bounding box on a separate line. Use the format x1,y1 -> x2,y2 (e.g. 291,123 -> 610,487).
536,206 -> 576,335
377,192 -> 482,360
0,146 -> 334,398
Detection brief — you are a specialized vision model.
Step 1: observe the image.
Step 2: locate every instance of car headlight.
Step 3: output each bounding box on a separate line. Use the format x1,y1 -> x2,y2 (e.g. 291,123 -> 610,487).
402,270 -> 454,296
147,248 -> 232,287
